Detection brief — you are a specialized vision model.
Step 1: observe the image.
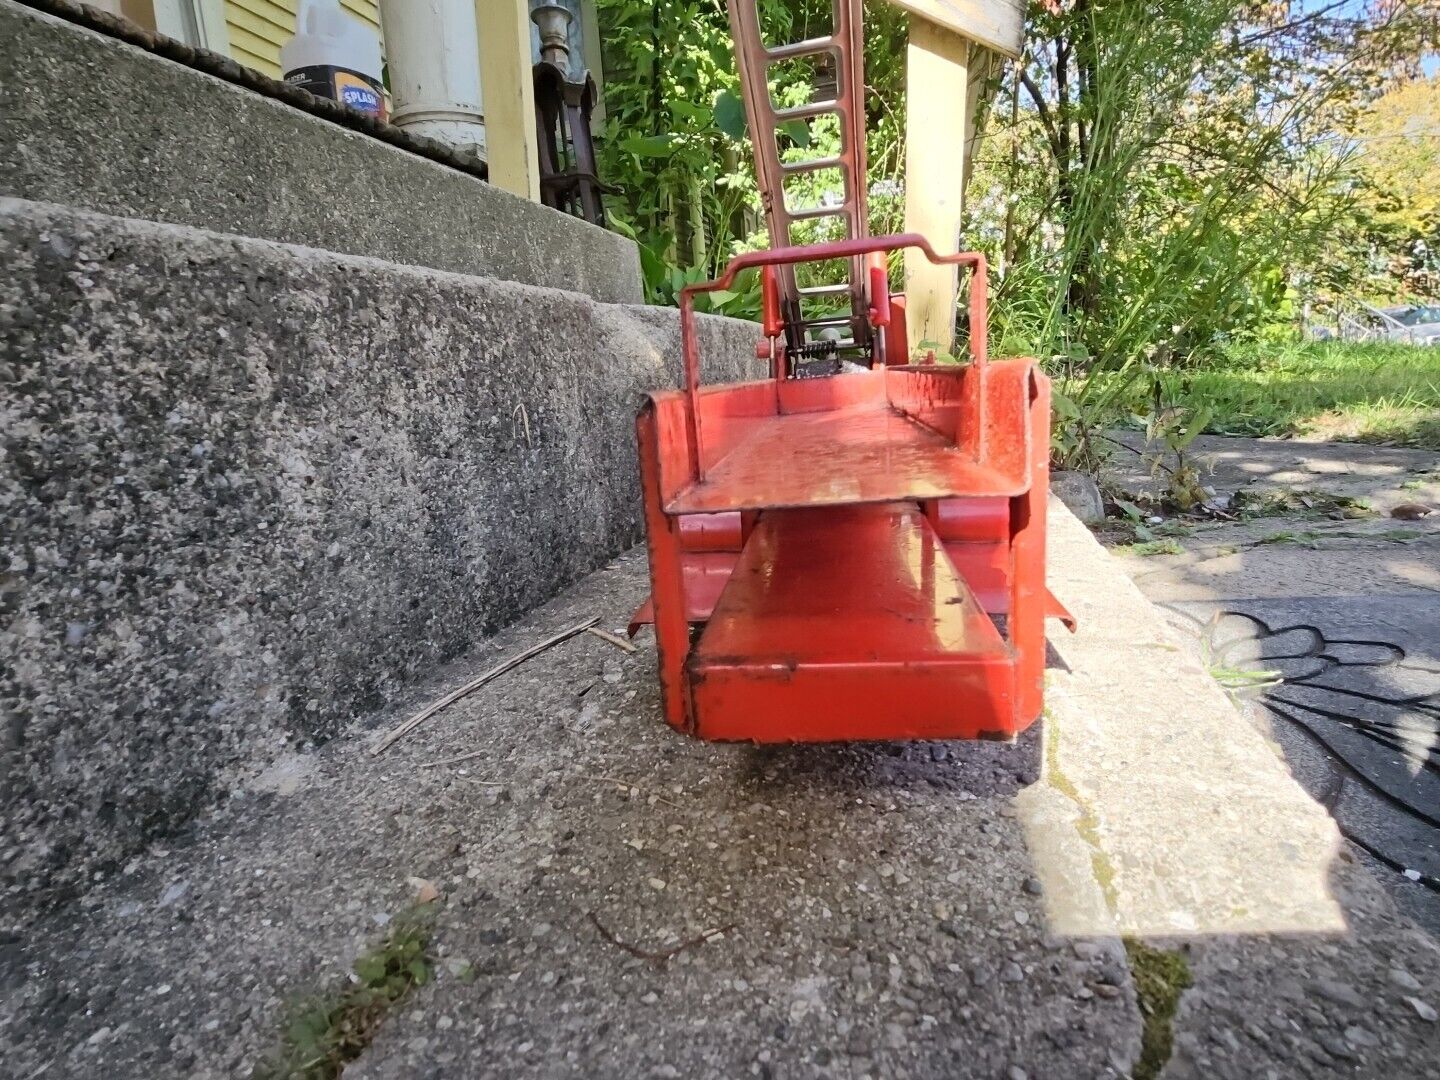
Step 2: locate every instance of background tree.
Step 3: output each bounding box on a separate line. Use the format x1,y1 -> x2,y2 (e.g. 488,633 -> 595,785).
591,0 -> 1438,465
1342,74 -> 1440,299
971,0 -> 1439,464
594,0 -> 908,312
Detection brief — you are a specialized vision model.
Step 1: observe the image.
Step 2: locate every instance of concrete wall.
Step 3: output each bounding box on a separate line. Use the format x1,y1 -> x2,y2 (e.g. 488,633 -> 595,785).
0,198 -> 761,916
0,0 -> 644,305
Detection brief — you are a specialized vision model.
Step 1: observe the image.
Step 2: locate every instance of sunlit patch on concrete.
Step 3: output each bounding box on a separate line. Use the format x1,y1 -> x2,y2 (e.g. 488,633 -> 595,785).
1025,504 -> 1348,937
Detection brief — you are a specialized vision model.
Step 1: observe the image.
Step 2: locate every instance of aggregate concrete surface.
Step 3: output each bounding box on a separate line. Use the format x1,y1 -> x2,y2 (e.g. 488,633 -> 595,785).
4,504 -> 1438,1079
1,546 -> 1140,1080
1105,431 -> 1440,518
1163,596 -> 1440,935
0,197 -> 760,921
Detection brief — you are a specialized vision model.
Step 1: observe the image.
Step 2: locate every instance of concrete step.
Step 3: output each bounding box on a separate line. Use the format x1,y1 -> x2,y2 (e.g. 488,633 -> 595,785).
0,0 -> 642,304
0,195 -> 763,920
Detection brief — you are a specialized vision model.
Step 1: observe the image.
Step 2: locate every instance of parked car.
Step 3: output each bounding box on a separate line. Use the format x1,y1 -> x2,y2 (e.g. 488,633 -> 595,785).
1335,303 -> 1440,345
1376,304 -> 1440,345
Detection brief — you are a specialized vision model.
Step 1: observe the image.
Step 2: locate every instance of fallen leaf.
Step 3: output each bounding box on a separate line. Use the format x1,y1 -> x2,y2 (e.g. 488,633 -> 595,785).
1391,503 -> 1433,520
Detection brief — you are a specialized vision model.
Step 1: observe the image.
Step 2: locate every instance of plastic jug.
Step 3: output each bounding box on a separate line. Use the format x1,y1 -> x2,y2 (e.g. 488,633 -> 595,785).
281,0 -> 386,120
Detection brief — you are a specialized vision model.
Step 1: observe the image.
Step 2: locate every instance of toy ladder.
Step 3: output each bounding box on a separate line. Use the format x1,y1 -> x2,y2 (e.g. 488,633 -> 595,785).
725,0 -> 875,361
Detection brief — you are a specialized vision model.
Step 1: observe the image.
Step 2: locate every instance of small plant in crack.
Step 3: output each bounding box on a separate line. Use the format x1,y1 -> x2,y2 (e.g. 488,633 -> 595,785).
253,905 -> 436,1080
1109,496 -> 1195,544
1138,377 -> 1213,512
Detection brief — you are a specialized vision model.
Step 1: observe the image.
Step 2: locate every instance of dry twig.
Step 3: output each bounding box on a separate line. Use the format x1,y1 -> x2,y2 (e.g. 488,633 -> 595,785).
371,616 -> 599,755
585,626 -> 638,654
418,749 -> 490,769
586,911 -> 735,962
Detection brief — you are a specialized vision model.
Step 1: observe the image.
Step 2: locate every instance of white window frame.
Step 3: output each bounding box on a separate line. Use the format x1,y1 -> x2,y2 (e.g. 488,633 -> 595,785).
152,0 -> 231,53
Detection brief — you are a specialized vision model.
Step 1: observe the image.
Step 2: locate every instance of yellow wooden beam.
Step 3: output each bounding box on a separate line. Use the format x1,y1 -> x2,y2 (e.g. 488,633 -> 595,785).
886,0 -> 1022,57
475,0 -> 541,200
903,17 -> 976,357
961,43 -> 995,213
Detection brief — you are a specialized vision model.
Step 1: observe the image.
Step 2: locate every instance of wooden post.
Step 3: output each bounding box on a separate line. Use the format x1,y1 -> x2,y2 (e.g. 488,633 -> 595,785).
903,17 -> 973,357
890,0 -> 1020,358
475,0 -> 541,200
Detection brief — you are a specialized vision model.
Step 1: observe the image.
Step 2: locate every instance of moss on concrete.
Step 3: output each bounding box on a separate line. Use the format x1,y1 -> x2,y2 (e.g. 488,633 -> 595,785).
1043,711 -> 1120,910
1124,939 -> 1193,1080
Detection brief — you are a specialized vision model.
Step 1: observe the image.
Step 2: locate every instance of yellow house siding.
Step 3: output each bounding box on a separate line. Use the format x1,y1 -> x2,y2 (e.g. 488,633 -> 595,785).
224,0 -> 381,79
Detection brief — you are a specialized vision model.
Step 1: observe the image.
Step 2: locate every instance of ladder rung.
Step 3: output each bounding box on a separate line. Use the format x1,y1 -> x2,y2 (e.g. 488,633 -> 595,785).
786,203 -> 848,220
801,316 -> 854,327
781,156 -> 844,175
773,101 -> 839,123
766,36 -> 834,62
799,283 -> 852,296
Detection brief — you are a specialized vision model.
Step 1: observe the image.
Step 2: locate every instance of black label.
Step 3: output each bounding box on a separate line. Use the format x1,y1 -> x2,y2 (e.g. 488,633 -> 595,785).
284,64 -> 386,120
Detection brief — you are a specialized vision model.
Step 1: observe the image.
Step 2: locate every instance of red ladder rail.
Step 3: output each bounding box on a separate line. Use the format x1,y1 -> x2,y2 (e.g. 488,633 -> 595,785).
725,0 -> 872,359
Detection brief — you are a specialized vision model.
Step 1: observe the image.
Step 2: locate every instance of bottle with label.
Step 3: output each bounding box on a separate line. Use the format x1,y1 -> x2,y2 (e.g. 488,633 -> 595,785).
280,0 -> 387,121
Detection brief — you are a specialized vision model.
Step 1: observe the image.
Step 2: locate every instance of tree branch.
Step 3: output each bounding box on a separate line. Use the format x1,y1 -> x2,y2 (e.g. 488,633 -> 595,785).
1020,69 -> 1065,166
1233,0 -> 1353,48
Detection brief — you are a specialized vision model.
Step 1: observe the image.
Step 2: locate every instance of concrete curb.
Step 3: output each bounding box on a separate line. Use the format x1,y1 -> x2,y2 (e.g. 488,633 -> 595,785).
1037,499 -> 1440,1077
1038,500 -> 1345,938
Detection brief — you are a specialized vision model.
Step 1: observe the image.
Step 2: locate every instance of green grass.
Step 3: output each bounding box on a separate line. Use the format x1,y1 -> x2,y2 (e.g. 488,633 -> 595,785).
1120,340 -> 1440,449
1209,663 -> 1285,698
1113,538 -> 1185,557
254,907 -> 436,1080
